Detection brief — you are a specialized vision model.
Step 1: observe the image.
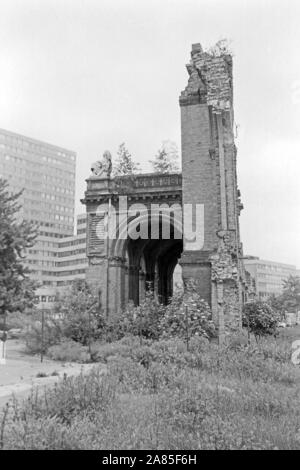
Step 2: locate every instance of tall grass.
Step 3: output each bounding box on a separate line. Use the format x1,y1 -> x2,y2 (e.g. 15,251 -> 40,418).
1,332 -> 300,450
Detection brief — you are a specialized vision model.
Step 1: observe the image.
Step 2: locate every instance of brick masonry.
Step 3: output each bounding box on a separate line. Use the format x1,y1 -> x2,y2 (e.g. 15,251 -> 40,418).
82,42 -> 250,339
180,43 -> 247,340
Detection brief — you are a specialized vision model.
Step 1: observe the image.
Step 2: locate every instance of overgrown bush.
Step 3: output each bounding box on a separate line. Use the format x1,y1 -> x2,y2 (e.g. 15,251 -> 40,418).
159,283 -> 216,342
109,282 -> 216,344
110,292 -> 164,341
47,339 -> 90,362
55,280 -> 106,346
1,331 -> 300,450
242,301 -> 279,339
25,316 -> 64,354
24,280 -> 106,357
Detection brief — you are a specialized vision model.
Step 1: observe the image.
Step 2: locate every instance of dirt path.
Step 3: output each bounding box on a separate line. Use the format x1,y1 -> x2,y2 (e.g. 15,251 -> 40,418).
0,339 -> 104,408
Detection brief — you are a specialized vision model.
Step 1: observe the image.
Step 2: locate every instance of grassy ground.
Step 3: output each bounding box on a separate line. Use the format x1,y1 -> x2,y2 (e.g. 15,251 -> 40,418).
0,329 -> 300,450
0,340 -> 100,408
0,340 -> 70,387
278,324 -> 300,341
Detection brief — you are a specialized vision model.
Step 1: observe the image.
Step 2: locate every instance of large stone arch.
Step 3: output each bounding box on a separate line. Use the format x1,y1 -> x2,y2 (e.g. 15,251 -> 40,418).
108,211 -> 183,309
82,43 -> 252,340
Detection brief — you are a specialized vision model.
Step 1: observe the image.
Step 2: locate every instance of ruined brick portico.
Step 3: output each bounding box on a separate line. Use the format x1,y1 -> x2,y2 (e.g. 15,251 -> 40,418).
82,43 -> 250,338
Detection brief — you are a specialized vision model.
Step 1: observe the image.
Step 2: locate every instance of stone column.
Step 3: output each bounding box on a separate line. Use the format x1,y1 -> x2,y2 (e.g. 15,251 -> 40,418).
216,281 -> 225,344
107,257 -> 126,319
139,271 -> 146,303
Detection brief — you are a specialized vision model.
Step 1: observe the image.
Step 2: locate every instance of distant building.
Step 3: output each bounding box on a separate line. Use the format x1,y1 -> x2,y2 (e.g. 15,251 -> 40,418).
244,256 -> 298,299
0,128 -> 77,311
37,214 -> 88,312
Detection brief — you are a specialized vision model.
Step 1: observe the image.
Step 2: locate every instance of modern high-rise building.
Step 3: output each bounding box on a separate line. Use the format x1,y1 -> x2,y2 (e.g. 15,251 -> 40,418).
36,214 -> 88,311
0,128 -> 77,308
244,256 -> 298,299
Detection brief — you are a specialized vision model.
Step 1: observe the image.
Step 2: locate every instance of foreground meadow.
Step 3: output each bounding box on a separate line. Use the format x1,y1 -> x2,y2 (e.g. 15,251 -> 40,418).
1,328 -> 300,450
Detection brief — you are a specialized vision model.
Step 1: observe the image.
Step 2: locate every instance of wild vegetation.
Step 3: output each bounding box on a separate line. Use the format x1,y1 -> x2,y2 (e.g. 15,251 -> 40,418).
1,287 -> 300,450
23,281 -> 216,361
1,328 -> 299,450
0,178 -> 38,329
1,178 -> 299,449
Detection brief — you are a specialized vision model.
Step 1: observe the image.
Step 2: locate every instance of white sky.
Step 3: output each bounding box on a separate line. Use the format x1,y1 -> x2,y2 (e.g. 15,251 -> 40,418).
0,0 -> 299,267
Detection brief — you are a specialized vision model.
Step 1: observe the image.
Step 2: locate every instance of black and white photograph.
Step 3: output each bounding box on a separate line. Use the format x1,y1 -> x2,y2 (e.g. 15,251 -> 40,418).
0,0 -> 299,453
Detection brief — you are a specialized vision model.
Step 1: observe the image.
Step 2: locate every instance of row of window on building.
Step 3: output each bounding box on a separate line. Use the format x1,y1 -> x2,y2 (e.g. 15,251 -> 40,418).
57,248 -> 86,258
56,258 -> 88,267
0,133 -> 76,162
22,188 -> 73,200
0,162 -> 75,187
30,219 -> 73,233
59,238 -> 86,248
39,230 -> 72,239
23,200 -> 73,215
23,209 -> 73,224
28,249 -> 58,257
0,157 -> 75,179
32,268 -> 87,277
1,173 -> 74,194
257,264 -> 295,273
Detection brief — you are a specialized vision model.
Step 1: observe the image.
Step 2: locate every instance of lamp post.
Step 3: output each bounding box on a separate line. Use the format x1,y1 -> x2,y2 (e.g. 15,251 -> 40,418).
41,310 -> 45,363
0,313 -> 7,365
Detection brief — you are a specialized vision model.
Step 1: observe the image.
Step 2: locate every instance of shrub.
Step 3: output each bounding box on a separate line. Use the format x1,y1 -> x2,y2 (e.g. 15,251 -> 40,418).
159,283 -> 216,342
242,301 -> 280,339
225,331 -> 249,351
24,281 -> 107,356
25,316 -> 64,354
110,292 -> 164,341
1,333 -> 300,450
47,339 -> 90,362
90,339 -> 132,363
55,280 -> 106,346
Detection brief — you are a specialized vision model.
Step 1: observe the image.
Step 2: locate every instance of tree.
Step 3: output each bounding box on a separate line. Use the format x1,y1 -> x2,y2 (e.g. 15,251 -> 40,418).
280,275 -> 300,313
267,293 -> 285,319
111,290 -> 165,342
159,282 -> 216,343
150,140 -> 180,173
0,179 -> 38,322
54,279 -> 105,345
113,143 -> 140,177
242,301 -> 279,339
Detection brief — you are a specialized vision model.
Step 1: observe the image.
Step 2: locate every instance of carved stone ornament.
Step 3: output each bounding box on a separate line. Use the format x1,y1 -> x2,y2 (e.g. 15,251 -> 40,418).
91,150 -> 112,178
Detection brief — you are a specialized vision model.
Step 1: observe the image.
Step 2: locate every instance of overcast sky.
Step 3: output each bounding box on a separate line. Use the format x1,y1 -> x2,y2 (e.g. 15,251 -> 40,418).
0,0 -> 299,267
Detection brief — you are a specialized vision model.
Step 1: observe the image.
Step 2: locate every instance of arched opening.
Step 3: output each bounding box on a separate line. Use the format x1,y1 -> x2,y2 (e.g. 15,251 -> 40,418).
122,215 -> 183,305
173,263 -> 183,292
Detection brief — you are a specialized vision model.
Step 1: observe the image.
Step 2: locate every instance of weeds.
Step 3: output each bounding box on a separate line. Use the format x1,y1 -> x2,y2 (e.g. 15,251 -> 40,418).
1,331 -> 299,449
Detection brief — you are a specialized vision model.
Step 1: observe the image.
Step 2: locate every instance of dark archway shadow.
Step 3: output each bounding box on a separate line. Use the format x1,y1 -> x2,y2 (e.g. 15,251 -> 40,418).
125,219 -> 183,305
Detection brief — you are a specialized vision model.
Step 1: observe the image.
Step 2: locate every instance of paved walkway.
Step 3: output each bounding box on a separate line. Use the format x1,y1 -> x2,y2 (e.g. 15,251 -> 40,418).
0,339 -> 102,408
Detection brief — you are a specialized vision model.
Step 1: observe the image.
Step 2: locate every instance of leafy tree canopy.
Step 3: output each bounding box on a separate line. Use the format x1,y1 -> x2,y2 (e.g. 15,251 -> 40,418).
280,275 -> 300,313
113,143 -> 140,177
0,178 -> 38,318
150,140 -> 180,174
242,301 -> 279,338
267,276 -> 300,315
54,279 -> 105,345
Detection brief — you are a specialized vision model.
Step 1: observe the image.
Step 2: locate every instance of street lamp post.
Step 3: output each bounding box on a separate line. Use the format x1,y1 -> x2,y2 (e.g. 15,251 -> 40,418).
0,313 -> 7,365
41,310 -> 45,363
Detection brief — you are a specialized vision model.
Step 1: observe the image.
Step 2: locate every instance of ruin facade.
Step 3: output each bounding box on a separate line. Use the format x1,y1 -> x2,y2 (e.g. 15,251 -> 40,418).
82,43 -> 250,339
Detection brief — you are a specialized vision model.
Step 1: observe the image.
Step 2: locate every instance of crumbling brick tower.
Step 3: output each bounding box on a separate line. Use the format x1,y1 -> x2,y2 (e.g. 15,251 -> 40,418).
179,43 -> 245,338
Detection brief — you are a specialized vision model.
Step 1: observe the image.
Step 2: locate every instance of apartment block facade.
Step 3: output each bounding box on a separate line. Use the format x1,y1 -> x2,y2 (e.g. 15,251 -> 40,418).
244,256 -> 298,299
38,214 -> 88,311
0,128 -> 83,311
